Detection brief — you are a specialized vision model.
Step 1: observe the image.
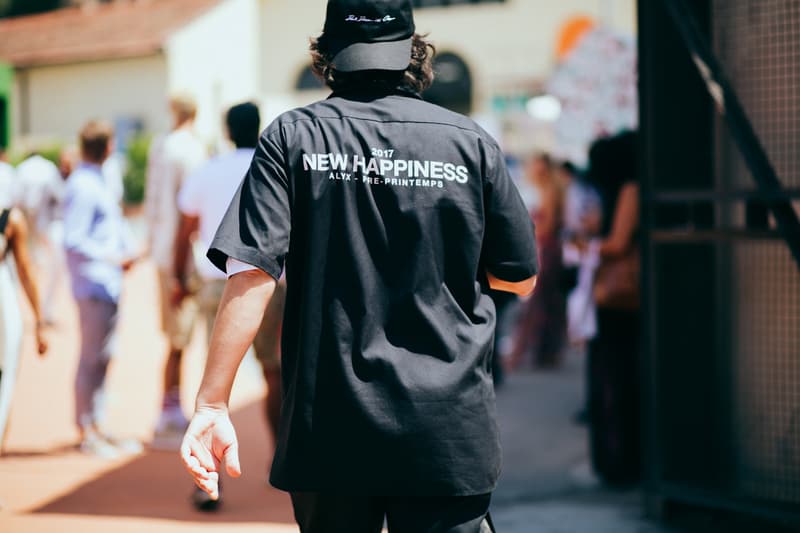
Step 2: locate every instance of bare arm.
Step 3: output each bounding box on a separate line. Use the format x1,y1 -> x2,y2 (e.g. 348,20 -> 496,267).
181,268 -> 276,499
599,182 -> 639,258
8,208 -> 47,354
487,271 -> 537,296
197,269 -> 275,407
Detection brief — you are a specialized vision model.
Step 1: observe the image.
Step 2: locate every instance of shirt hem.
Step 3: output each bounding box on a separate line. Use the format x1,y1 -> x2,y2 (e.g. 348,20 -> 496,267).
268,474 -> 499,498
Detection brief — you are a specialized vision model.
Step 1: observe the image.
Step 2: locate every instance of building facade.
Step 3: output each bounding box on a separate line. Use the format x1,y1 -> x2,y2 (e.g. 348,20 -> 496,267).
0,0 -> 635,153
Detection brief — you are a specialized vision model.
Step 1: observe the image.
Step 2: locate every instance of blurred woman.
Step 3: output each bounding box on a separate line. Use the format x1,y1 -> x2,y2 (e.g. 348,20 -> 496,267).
510,153 -> 567,369
0,205 -> 48,449
586,131 -> 640,485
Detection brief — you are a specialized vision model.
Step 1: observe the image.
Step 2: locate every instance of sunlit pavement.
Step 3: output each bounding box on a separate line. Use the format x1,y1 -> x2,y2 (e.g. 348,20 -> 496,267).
491,364 -> 674,532
0,257 -> 672,532
0,260 -> 296,532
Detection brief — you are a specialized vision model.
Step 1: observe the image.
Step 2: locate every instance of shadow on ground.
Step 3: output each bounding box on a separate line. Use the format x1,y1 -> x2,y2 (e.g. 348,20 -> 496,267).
32,400 -> 294,524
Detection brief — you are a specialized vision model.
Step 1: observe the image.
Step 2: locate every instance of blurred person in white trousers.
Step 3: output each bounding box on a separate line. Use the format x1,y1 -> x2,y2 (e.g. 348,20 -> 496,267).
144,93 -> 207,449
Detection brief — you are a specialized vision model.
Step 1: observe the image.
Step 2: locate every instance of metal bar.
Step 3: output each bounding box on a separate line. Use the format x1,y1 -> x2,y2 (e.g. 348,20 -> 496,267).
652,229 -> 798,243
656,483 -> 800,527
637,0 -> 662,503
652,190 -> 800,202
662,0 -> 800,270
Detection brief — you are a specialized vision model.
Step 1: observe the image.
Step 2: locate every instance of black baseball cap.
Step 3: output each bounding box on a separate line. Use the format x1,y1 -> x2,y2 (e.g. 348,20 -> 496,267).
323,0 -> 416,72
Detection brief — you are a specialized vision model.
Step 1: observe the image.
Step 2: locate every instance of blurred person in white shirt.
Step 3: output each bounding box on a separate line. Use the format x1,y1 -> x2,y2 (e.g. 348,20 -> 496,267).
15,151 -> 65,325
173,102 -> 285,511
144,93 -> 207,449
102,151 -> 125,205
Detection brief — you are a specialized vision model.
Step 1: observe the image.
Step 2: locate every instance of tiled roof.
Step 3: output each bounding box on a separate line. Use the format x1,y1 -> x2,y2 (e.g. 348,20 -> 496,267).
0,0 -> 222,67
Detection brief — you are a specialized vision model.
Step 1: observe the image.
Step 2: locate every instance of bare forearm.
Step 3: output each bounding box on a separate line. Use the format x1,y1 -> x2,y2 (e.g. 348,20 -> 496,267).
18,266 -> 42,323
195,270 -> 276,409
599,237 -> 628,258
9,211 -> 43,322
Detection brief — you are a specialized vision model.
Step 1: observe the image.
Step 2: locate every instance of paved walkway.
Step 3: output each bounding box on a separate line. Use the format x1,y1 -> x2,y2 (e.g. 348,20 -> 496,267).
0,260 -> 673,532
490,359 -> 674,532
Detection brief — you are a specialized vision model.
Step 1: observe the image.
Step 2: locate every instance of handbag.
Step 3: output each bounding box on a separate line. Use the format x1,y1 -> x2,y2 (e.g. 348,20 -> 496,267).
593,246 -> 640,310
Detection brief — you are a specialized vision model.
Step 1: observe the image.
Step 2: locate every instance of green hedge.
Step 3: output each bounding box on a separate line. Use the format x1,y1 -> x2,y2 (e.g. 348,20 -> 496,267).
8,144 -> 62,166
123,134 -> 150,206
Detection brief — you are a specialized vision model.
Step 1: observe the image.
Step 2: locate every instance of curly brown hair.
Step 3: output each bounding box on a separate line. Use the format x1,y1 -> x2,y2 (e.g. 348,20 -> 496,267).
309,33 -> 436,94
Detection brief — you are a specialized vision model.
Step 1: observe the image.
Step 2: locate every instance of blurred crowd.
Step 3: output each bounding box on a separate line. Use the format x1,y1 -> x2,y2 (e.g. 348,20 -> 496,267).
494,131 -> 641,487
0,89 -> 641,508
0,94 -> 282,511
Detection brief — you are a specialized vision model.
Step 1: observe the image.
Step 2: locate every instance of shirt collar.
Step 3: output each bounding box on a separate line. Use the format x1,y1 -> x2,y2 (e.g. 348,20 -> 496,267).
328,85 -> 423,101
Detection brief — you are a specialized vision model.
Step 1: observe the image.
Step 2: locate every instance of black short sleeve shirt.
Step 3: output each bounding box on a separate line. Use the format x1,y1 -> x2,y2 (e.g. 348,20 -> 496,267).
209,88 -> 538,496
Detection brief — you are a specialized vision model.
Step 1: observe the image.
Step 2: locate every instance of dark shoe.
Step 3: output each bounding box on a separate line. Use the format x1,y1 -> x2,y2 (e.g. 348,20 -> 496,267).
191,485 -> 221,512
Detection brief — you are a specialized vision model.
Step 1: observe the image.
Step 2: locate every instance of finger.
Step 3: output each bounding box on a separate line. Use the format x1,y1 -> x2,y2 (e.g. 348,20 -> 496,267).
181,437 -> 216,477
195,476 -> 219,499
182,419 -> 218,472
188,438 -> 217,473
199,471 -> 219,499
223,442 -> 241,478
182,453 -> 211,480
180,440 -> 203,472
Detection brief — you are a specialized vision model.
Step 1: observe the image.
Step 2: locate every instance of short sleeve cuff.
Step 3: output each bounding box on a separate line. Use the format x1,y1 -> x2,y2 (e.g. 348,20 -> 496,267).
486,259 -> 538,283
207,242 -> 283,281
226,257 -> 259,277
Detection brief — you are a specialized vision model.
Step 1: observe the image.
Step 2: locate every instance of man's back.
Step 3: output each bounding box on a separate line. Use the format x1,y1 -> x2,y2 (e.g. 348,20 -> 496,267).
145,128 -> 206,271
63,164 -> 125,302
178,148 -> 254,281
210,89 -> 537,495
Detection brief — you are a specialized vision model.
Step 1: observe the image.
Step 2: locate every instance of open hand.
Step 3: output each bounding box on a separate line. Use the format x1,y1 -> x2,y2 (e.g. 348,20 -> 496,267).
180,405 -> 241,500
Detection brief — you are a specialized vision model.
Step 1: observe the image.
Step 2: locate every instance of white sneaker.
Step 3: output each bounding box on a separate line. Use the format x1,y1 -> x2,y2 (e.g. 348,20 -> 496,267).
151,408 -> 189,451
104,434 -> 144,455
79,433 -> 122,459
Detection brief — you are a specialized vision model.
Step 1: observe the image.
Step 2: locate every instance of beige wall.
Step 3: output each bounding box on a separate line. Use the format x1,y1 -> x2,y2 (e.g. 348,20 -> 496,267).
166,0 -> 261,147
259,0 -> 636,112
13,55 -> 168,146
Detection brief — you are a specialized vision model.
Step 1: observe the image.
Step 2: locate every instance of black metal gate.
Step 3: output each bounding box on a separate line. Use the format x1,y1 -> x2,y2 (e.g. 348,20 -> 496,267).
639,0 -> 800,526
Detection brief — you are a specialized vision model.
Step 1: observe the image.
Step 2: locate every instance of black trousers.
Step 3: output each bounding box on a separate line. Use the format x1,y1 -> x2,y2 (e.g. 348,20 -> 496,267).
290,492 -> 495,533
588,308 -> 641,485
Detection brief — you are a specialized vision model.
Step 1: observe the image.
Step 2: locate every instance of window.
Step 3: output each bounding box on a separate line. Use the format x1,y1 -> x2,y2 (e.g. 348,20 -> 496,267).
412,0 -> 505,8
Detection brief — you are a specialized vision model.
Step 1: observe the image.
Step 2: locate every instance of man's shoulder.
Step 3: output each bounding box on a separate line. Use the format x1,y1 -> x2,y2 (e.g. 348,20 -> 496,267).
261,105 -> 323,140
18,155 -> 58,178
164,129 -> 205,156
0,161 -> 13,178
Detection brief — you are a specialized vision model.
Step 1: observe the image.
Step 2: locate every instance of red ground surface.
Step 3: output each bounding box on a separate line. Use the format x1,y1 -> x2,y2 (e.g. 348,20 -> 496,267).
0,261 -> 298,532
